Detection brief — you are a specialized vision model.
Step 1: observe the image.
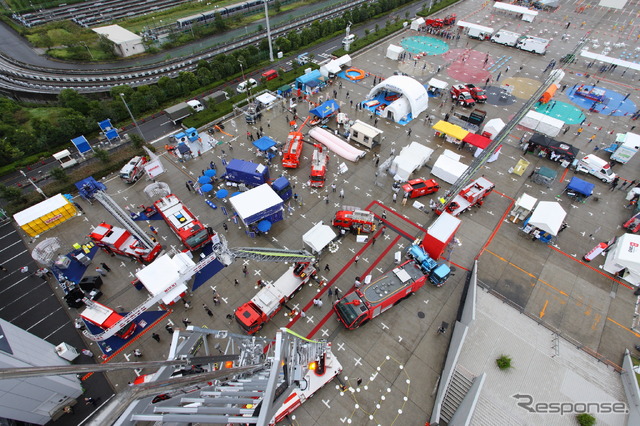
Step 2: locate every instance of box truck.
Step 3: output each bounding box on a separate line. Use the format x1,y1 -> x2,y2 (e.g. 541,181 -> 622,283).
516,36 -> 549,54
164,100 -> 203,124
224,159 -> 270,187
491,30 -> 521,46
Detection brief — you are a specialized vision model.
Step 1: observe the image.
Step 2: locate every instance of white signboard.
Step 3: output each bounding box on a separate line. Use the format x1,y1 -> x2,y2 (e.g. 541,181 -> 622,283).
145,158 -> 164,179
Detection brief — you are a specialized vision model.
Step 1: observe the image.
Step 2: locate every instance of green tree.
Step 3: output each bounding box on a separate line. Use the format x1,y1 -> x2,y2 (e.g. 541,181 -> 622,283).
274,0 -> 281,13
0,184 -> 26,204
576,413 -> 596,426
94,148 -> 110,163
49,167 -> 69,182
0,137 -> 23,164
40,33 -> 54,51
58,89 -> 90,115
177,71 -> 199,93
97,35 -> 115,57
213,13 -> 227,32
129,133 -> 145,149
157,76 -> 181,99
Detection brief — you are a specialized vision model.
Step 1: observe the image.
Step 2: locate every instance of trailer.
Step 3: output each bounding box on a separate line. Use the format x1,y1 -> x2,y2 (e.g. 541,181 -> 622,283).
349,120 -> 383,148
89,222 -> 162,263
309,144 -> 329,188
224,159 -> 270,187
154,194 -> 216,251
283,131 -> 304,168
438,176 -> 495,216
517,36 -> 549,54
119,155 -> 147,183
333,260 -> 431,329
235,262 -> 317,334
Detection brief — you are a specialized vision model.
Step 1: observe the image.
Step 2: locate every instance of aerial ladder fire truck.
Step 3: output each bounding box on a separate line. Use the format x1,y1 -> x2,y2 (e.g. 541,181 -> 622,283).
282,130 -> 305,168
309,144 -> 329,188
333,242 -> 451,330
435,176 -> 494,216
77,177 -> 162,263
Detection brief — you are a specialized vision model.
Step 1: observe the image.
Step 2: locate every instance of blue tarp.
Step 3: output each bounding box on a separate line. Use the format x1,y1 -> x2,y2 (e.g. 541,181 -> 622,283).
253,136 -> 277,151
310,99 -> 340,119
566,177 -> 594,197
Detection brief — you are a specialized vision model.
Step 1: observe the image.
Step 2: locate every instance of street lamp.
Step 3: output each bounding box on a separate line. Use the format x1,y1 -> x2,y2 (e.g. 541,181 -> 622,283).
80,41 -> 94,59
20,170 -> 46,199
119,93 -> 146,142
263,0 -> 274,62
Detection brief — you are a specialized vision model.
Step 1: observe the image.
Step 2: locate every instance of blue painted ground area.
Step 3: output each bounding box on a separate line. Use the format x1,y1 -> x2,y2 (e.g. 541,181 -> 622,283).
401,36 -> 449,55
52,246 -> 99,284
192,243 -> 227,291
82,310 -> 168,356
567,85 -> 637,116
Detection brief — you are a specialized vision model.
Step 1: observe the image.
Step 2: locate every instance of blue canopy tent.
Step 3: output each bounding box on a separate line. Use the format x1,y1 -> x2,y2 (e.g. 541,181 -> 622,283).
253,136 -> 278,159
565,177 -> 594,202
309,99 -> 340,119
296,70 -> 323,94
257,220 -> 272,232
71,136 -> 92,156
198,175 -> 211,185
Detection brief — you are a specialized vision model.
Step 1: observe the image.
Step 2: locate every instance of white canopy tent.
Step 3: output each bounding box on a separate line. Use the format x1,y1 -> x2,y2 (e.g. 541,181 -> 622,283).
366,75 -> 429,123
389,142 -> 434,181
519,110 -> 564,137
256,93 -> 278,107
386,44 -> 404,60
136,253 -> 192,305
302,222 -> 337,254
410,17 -> 425,30
320,54 -> 352,77
493,2 -> 538,21
482,118 -> 506,140
431,150 -> 468,184
527,201 -> 566,236
428,78 -> 449,90
603,233 -> 640,286
580,50 -> 640,72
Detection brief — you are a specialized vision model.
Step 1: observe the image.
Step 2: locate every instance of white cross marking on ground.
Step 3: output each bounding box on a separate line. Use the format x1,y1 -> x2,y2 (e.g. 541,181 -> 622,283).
321,328 -> 329,336
354,357 -> 362,367
397,243 -> 404,250
337,342 -> 345,351
306,315 -> 315,324
253,269 -> 261,275
381,322 -> 389,330
398,336 -> 403,343
292,303 -> 300,311
271,237 -> 278,243
424,299 -> 429,305
129,272 -> 135,277
242,259 -> 250,265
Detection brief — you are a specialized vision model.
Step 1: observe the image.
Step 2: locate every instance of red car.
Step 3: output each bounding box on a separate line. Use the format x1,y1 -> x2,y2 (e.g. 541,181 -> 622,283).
402,178 -> 440,198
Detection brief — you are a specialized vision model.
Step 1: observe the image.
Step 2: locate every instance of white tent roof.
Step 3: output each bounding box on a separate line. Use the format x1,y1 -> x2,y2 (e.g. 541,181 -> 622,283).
93,24 -> 142,43
457,20 -> 494,34
410,17 -> 425,30
136,253 -> 192,304
515,193 -> 537,211
528,201 -> 566,236
604,234 -> 640,285
14,194 -> 70,226
229,184 -> 282,222
428,78 -> 449,90
302,222 -> 337,253
580,50 -> 640,72
256,93 -> 277,106
482,118 -> 506,139
386,44 -> 404,59
493,2 -> 538,17
367,76 -> 429,122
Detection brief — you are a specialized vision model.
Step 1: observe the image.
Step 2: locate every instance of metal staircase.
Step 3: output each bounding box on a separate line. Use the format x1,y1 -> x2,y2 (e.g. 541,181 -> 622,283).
440,366 -> 475,424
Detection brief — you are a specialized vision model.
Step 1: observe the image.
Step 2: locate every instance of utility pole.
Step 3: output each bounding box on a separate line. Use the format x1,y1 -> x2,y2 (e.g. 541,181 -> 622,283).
263,0 -> 274,62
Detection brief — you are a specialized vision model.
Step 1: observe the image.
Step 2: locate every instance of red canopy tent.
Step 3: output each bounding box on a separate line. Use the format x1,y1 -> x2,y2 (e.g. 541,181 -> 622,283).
463,133 -> 492,149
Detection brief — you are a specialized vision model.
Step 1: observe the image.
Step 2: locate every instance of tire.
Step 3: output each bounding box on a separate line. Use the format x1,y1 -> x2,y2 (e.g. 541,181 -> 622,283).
602,178 -> 609,183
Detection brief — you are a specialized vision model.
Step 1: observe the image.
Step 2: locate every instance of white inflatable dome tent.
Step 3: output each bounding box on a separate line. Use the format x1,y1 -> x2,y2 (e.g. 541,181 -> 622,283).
366,76 -> 429,123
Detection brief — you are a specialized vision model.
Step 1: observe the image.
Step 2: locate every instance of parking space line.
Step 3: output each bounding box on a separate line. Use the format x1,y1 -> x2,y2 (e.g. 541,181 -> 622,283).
0,240 -> 22,253
27,306 -> 63,332
0,229 -> 17,240
0,274 -> 33,295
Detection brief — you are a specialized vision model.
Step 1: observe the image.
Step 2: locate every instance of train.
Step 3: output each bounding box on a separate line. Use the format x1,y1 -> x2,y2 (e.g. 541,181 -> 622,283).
176,0 -> 274,28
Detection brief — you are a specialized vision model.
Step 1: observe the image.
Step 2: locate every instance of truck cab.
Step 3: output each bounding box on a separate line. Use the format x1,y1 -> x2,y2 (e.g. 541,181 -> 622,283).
271,176 -> 292,201
119,156 -> 147,183
186,99 -> 204,112
450,84 -> 476,107
465,84 -> 487,103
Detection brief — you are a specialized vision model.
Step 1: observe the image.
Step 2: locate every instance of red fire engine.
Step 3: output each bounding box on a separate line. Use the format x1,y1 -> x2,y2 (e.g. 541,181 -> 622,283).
332,209 -> 376,234
402,178 -> 440,198
80,300 -> 137,339
235,262 -> 317,334
309,144 -> 329,188
333,260 -> 428,329
89,222 -> 162,263
154,194 -> 215,251
437,177 -> 495,216
282,131 -> 304,168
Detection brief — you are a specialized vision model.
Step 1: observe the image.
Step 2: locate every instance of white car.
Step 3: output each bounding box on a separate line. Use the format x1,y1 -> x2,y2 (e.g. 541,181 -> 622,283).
237,78 -> 258,93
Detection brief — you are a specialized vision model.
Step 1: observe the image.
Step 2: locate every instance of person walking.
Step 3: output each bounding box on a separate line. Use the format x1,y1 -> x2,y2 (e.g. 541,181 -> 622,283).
165,324 -> 174,334
222,222 -> 228,232
610,176 -> 620,190
354,255 -> 359,264
151,333 -> 160,342
331,183 -> 336,192
334,287 -> 341,300
243,265 -> 248,277
392,193 -> 397,203
185,181 -> 192,192
84,397 -> 97,406
339,188 -> 345,198
182,318 -> 191,327
203,304 -> 214,317
576,127 -> 584,136
133,349 -> 142,358
234,278 -> 240,286
100,262 -> 111,272
213,294 -> 220,305
95,266 -> 107,276
328,288 -> 333,298
324,264 -> 330,272
183,300 -> 192,310
314,298 -> 323,308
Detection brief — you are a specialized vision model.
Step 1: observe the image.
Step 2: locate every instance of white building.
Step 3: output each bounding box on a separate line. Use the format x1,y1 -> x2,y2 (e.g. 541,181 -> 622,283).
93,24 -> 145,57
0,318 -> 83,424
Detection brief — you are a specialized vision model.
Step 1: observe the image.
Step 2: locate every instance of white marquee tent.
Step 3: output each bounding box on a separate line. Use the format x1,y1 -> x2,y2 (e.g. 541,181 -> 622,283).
603,233 -> 640,286
302,222 -> 337,254
366,76 -> 429,123
527,201 -> 566,236
386,44 -> 405,60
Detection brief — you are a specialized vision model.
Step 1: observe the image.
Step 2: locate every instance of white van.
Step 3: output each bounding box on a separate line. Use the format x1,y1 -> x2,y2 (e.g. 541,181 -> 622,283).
517,36 -> 549,54
490,30 -> 521,47
186,99 -> 204,112
576,154 -> 616,183
236,78 -> 258,93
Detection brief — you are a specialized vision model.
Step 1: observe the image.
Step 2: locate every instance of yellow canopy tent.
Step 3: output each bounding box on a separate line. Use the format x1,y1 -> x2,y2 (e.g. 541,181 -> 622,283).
432,120 -> 469,141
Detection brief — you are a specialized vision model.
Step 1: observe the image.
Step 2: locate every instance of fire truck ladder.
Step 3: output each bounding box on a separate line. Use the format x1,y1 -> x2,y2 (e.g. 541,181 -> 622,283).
93,190 -> 156,250
230,247 -> 315,263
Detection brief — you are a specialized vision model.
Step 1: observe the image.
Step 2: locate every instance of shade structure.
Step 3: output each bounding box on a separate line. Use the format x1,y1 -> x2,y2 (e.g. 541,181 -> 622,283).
257,220 -> 272,232
200,183 -> 213,193
463,133 -> 492,149
204,169 -> 217,177
216,189 -> 229,199
528,201 -> 566,236
198,176 -> 211,184
432,120 -> 470,140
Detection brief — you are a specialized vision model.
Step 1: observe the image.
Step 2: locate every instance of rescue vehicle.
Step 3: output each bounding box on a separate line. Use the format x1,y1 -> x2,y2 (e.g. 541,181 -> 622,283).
443,14 -> 457,25
450,84 -> 476,107
406,243 -> 451,287
309,144 -> 329,188
154,194 -> 216,251
333,257 -> 448,330
89,222 -> 162,263
425,18 -> 444,28
465,84 -> 487,103
402,178 -> 440,198
119,156 -> 147,183
623,212 -> 640,233
282,131 -> 304,168
437,176 -> 495,216
332,209 -> 376,234
80,300 -> 137,339
234,262 -> 317,334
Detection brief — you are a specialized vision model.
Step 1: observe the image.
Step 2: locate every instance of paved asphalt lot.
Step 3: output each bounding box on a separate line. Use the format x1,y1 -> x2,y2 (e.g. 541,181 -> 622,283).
3,0 -> 640,424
